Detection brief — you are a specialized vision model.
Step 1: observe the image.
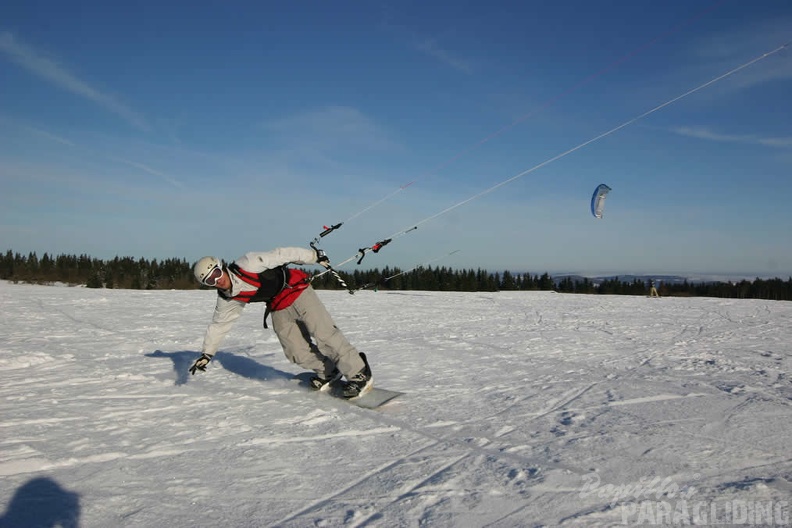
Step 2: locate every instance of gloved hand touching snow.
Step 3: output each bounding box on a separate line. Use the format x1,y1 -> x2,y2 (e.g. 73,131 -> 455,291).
189,353 -> 213,375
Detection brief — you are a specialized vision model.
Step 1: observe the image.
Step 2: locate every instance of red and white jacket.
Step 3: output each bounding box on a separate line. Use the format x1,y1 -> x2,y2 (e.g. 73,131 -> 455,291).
201,247 -> 319,356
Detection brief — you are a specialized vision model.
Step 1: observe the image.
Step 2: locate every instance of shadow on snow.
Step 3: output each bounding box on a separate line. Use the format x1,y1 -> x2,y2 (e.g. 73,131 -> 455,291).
145,349 -> 294,386
0,477 -> 80,528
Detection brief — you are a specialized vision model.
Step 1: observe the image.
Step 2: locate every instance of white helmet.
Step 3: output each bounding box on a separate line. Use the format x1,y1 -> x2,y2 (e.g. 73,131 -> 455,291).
193,256 -> 222,284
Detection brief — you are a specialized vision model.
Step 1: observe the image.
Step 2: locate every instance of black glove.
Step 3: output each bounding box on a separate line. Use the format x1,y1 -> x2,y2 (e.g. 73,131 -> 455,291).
314,248 -> 331,269
189,353 -> 213,375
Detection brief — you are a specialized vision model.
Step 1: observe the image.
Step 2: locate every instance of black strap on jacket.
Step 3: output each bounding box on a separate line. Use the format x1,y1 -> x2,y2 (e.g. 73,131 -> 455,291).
219,263 -> 289,328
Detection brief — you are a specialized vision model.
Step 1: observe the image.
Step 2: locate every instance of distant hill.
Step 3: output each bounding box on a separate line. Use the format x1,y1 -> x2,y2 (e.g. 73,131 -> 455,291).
552,274 -> 708,286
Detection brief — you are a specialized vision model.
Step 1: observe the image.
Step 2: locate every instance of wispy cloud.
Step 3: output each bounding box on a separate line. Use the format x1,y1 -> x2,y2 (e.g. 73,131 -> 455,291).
23,125 -> 75,147
107,156 -> 184,188
377,9 -> 475,75
413,37 -> 474,74
690,18 -> 792,90
12,121 -> 183,187
0,31 -> 150,131
261,105 -> 399,152
671,126 -> 792,148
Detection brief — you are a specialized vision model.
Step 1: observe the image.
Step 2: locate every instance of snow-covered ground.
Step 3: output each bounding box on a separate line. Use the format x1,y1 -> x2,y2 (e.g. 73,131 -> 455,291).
1,281 -> 791,527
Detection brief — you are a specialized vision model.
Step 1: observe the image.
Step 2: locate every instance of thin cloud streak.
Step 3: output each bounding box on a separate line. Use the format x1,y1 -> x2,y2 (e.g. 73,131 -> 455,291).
413,37 -> 474,74
23,125 -> 76,147
671,125 -> 792,148
107,156 -> 184,188
12,122 -> 183,188
0,31 -> 150,132
690,19 -> 792,91
261,105 -> 400,152
378,13 -> 475,75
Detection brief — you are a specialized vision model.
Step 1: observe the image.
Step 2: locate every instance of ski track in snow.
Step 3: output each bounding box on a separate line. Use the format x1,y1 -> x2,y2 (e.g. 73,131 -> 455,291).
1,281 -> 792,526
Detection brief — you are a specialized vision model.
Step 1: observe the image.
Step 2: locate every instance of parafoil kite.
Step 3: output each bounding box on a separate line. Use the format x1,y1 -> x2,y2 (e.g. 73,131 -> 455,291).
590,183 -> 612,219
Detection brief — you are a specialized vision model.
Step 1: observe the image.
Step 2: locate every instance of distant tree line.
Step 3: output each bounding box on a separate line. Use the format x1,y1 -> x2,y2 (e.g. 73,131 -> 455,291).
0,250 -> 195,290
2,250 -> 792,301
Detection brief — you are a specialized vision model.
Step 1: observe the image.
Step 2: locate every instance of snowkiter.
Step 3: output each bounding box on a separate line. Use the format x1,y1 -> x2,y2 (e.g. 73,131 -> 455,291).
649,279 -> 660,298
189,247 -> 372,398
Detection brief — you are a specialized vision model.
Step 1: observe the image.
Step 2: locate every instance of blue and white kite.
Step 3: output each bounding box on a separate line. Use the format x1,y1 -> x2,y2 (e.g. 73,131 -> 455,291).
590,183 -> 612,219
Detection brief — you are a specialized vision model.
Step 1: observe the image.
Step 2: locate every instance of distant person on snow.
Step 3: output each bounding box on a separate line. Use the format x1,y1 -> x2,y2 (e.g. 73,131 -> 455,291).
649,279 -> 660,298
189,247 -> 373,399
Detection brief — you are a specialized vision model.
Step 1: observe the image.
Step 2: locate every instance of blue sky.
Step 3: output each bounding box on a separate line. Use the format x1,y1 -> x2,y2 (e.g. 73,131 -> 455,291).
1,1 -> 791,278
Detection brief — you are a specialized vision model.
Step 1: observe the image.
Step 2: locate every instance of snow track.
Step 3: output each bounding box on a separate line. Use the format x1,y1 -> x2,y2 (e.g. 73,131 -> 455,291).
2,283 -> 792,526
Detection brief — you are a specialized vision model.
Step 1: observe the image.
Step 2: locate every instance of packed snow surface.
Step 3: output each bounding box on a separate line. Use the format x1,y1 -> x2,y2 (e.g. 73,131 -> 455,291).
2,281 -> 791,526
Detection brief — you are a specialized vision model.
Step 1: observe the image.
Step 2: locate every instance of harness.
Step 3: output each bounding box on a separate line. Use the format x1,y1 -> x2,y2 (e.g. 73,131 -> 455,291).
220,263 -> 310,328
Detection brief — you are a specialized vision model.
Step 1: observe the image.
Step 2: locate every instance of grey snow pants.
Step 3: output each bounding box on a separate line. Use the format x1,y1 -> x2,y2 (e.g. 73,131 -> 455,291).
271,285 -> 365,379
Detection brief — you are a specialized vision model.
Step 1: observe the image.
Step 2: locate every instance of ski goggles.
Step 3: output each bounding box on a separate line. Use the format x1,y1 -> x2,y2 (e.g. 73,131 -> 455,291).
202,265 -> 223,287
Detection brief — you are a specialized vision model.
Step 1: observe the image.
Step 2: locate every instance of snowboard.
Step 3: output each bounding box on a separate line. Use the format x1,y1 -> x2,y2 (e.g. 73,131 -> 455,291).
292,372 -> 404,409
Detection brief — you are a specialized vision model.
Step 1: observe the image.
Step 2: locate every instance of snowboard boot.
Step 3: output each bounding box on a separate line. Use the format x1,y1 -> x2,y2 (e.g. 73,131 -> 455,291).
342,352 -> 373,399
309,368 -> 341,392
